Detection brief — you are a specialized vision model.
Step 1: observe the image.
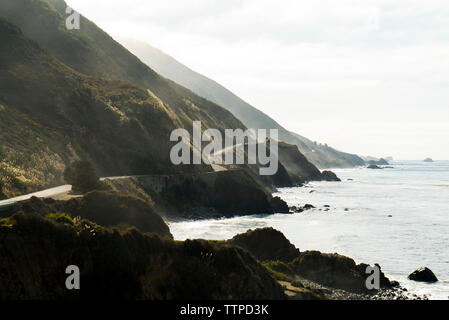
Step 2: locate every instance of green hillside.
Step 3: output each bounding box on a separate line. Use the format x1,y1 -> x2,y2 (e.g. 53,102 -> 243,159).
0,0 -> 332,198
0,0 -> 244,131
0,17 -> 207,197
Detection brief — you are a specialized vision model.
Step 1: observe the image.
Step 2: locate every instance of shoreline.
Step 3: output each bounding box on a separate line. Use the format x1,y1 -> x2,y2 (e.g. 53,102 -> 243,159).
170,163 -> 449,300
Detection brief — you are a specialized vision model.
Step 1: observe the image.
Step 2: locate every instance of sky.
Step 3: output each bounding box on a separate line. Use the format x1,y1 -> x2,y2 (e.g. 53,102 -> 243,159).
66,0 -> 449,160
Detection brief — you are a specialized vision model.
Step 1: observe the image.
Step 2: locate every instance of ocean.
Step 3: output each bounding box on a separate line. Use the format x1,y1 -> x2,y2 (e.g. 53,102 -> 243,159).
169,161 -> 449,300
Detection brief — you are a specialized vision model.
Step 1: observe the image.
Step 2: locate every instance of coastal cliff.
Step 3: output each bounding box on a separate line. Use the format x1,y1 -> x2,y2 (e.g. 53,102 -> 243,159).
0,214 -> 285,300
0,194 -> 407,300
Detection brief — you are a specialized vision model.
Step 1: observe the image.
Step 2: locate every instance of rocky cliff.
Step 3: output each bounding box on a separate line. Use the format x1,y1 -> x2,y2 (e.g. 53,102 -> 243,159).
0,214 -> 285,300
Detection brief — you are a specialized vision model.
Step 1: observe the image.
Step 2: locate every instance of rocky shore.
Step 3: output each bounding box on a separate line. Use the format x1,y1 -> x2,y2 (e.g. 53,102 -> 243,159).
228,228 -> 428,300
0,191 -> 427,300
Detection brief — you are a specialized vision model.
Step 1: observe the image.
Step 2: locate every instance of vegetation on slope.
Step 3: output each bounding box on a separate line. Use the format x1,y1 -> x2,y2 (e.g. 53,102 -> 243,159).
121,39 -> 365,168
0,0 -> 246,132
0,213 -> 285,300
16,191 -> 172,238
0,16 -> 210,197
0,0 -> 332,199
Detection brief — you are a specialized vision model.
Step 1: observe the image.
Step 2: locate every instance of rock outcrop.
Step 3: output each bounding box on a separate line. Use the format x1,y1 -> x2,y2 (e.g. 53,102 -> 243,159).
290,251 -> 394,294
367,158 -> 389,166
17,191 -> 173,239
408,267 -> 438,283
0,214 -> 285,300
228,228 -> 300,262
227,228 -> 396,295
277,142 -> 341,184
104,170 -> 290,219
319,171 -> 341,182
289,204 -> 316,213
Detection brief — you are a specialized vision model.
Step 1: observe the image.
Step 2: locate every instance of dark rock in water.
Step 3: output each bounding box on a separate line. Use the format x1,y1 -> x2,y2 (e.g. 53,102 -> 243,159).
367,158 -> 389,166
408,267 -> 438,282
228,228 -> 300,262
320,171 -> 341,182
270,196 -> 290,214
424,158 -> 434,163
303,204 -> 316,210
289,206 -> 300,213
290,204 -> 316,213
367,165 -> 383,169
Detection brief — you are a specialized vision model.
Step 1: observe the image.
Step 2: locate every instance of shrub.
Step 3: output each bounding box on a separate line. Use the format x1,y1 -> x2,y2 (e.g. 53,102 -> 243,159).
0,217 -> 14,227
63,160 -> 101,193
46,213 -> 74,226
263,261 -> 295,281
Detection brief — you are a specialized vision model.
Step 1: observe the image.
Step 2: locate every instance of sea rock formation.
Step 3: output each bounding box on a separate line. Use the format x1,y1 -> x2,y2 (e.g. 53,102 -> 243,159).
226,228 -> 395,295
319,171 -> 341,182
408,267 -> 438,283
290,252 -> 393,294
367,165 -> 383,169
228,228 -> 300,262
367,158 -> 389,166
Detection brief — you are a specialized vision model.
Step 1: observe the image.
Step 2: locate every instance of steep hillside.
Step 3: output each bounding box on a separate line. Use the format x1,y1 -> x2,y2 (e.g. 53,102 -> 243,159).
0,17 -> 211,197
121,39 -> 365,169
0,0 -> 331,197
0,0 -> 244,132
0,213 -> 285,300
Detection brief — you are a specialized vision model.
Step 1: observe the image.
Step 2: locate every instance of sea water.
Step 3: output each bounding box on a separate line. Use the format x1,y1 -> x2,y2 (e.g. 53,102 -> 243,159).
169,161 -> 449,299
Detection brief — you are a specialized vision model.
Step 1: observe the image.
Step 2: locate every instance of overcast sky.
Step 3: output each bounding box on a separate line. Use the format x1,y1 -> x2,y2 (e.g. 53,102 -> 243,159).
67,0 -> 449,160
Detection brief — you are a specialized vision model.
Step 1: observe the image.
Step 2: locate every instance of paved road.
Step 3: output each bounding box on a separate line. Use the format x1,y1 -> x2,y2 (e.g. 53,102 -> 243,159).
0,176 -> 137,207
0,152 -> 244,207
0,185 -> 72,207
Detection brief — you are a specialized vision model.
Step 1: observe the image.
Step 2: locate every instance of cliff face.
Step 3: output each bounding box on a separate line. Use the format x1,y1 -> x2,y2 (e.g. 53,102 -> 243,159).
104,170 -> 290,219
277,142 -> 341,184
0,0 -> 330,200
0,0 -> 254,198
16,191 -> 173,238
0,214 -> 285,300
277,142 -> 322,184
0,16 -> 212,198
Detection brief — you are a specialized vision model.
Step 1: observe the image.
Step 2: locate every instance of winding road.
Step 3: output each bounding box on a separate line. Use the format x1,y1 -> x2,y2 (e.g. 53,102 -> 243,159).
0,176 -> 137,210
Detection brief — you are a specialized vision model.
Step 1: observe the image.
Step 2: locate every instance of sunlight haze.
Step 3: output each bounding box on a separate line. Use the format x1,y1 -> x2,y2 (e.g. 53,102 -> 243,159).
67,0 -> 449,160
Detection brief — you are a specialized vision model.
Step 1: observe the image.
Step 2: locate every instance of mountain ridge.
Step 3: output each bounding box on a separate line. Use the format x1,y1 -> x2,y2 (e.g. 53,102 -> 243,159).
120,39 -> 365,169
0,0 -> 331,198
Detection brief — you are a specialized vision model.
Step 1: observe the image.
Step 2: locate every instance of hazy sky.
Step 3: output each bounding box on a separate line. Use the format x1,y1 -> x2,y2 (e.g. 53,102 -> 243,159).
67,0 -> 449,160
